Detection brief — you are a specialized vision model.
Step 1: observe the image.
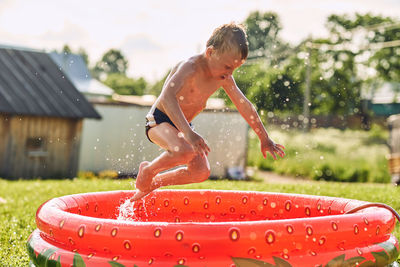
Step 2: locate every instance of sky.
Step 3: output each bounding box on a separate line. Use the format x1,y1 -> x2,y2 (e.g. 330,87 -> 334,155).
0,0 -> 399,82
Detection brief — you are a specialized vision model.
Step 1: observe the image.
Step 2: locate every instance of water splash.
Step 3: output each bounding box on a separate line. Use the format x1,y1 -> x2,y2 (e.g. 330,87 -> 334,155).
117,197 -> 150,222
117,198 -> 136,221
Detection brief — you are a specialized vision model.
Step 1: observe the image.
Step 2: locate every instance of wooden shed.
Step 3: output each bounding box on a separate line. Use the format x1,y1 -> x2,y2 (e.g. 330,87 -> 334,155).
0,46 -> 101,179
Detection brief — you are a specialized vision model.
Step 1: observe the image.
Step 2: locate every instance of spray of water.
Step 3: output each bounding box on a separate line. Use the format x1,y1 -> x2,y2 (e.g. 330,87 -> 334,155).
117,197 -> 150,222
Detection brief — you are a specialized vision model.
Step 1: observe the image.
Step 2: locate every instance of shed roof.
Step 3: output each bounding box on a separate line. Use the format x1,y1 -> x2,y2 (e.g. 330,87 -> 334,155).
0,46 -> 101,119
49,52 -> 114,97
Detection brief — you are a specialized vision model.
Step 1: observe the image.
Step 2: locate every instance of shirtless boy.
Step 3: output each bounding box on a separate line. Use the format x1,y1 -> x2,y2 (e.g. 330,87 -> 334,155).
131,23 -> 285,201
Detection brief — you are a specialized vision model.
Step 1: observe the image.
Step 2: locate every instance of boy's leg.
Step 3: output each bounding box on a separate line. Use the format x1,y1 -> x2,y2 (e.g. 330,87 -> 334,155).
152,153 -> 210,187
135,122 -> 199,192
131,153 -> 210,201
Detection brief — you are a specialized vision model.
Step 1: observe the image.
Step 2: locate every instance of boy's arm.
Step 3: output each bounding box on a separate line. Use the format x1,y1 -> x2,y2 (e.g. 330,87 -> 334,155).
222,76 -> 285,159
158,61 -> 210,155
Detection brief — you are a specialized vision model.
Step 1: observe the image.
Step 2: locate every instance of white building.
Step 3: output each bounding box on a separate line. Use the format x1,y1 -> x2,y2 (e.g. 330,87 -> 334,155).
79,96 -> 249,179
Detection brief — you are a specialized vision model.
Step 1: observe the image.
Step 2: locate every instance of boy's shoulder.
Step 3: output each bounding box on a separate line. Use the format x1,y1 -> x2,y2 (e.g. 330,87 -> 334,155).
173,55 -> 202,77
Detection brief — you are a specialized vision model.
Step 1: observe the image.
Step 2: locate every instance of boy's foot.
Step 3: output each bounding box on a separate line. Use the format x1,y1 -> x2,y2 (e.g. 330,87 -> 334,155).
130,189 -> 151,202
135,161 -> 152,192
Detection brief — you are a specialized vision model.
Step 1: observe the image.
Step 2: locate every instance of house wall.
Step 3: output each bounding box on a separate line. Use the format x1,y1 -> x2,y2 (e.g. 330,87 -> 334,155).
79,103 -> 249,178
0,114 -> 82,179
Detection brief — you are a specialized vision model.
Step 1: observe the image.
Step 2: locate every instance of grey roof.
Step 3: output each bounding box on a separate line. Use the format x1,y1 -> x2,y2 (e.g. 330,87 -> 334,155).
49,52 -> 114,96
0,47 -> 101,119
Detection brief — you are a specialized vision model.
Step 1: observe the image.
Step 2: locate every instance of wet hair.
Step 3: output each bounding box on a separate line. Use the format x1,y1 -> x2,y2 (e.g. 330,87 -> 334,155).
206,22 -> 248,60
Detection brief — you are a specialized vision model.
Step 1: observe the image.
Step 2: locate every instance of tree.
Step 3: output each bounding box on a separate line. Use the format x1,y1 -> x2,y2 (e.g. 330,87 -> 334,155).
244,11 -> 281,54
147,70 -> 170,96
278,13 -> 400,122
243,11 -> 291,66
92,49 -> 128,80
61,44 -> 72,54
325,13 -> 400,82
214,62 -> 302,115
60,45 -> 89,66
103,73 -> 147,95
77,48 -> 89,66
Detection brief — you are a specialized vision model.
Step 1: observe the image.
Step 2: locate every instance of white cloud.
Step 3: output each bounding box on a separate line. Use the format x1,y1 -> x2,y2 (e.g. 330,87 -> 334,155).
121,34 -> 162,53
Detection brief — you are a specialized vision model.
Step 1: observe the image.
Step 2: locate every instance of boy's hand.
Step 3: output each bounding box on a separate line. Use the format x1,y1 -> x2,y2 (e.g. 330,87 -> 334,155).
186,130 -> 211,156
261,138 -> 285,160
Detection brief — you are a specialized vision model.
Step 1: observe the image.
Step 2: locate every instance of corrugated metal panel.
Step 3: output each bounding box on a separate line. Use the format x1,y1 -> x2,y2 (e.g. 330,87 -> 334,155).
49,52 -> 114,96
0,47 -> 101,119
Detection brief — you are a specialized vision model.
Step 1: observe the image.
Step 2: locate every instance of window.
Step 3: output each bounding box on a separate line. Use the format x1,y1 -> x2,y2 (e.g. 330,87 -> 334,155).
26,137 -> 48,157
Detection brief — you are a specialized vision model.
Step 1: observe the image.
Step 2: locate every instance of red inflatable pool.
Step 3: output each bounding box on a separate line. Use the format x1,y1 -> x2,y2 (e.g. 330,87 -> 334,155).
27,190 -> 399,266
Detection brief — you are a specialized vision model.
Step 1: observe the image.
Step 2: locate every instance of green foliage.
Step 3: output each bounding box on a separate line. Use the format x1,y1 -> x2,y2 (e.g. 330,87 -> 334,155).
147,70 -> 170,96
326,13 -> 400,82
244,11 -> 282,55
247,127 -> 391,183
77,171 -> 96,179
224,63 -> 302,113
230,12 -> 400,119
73,252 -> 86,267
108,261 -> 126,267
92,49 -> 129,79
61,44 -> 72,54
98,170 -> 119,179
58,44 -> 90,66
76,48 -> 90,66
232,256 -> 291,266
104,73 -> 147,95
309,13 -> 399,116
324,255 -> 366,267
26,243 -> 60,267
364,123 -> 389,145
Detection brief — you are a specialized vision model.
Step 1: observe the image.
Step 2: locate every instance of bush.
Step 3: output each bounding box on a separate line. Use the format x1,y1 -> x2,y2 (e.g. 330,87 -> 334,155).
98,170 -> 118,179
77,171 -> 96,180
364,123 -> 389,145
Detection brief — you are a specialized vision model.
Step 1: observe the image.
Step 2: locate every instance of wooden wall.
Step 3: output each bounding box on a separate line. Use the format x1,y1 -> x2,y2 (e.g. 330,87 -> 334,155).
0,114 -> 82,179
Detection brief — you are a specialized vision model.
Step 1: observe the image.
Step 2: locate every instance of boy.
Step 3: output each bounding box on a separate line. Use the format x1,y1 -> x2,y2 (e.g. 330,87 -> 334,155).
131,23 -> 285,201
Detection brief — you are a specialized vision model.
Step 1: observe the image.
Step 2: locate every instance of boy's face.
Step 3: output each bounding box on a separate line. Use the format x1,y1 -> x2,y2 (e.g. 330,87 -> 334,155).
207,48 -> 245,80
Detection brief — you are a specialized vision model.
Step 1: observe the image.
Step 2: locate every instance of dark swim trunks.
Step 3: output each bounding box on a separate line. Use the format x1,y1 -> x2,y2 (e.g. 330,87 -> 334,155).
145,108 -> 193,143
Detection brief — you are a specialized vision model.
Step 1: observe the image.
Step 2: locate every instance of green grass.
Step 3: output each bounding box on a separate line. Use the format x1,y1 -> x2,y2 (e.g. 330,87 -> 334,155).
0,178 -> 399,266
248,125 -> 391,183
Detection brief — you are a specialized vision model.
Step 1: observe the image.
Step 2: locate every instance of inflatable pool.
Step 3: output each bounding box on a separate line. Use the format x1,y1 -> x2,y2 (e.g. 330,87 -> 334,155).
27,190 -> 399,267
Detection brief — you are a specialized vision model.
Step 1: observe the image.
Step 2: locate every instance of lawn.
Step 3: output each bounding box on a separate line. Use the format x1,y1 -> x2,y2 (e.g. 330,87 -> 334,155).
248,125 -> 391,183
0,178 -> 399,266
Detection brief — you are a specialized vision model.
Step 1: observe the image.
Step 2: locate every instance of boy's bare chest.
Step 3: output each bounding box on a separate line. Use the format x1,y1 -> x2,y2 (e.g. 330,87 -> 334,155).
179,78 -> 220,103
